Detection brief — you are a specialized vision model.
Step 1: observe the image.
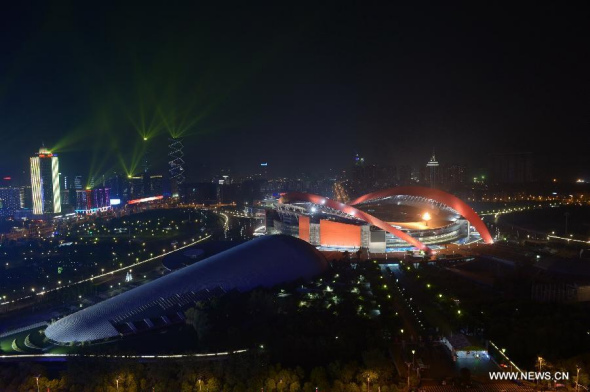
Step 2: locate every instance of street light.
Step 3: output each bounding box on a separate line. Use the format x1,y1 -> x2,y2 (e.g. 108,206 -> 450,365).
116,377 -> 120,392
577,365 -> 581,392
412,349 -> 416,368
35,375 -> 40,392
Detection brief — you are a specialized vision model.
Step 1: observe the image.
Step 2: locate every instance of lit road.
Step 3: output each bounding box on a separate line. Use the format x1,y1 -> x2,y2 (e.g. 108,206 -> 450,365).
0,209 -> 231,328
381,264 -> 465,381
0,235 -> 212,315
381,265 -> 421,338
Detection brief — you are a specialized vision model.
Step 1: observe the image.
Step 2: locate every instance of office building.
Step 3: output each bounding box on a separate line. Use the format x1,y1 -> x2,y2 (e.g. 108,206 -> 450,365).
426,152 -> 439,188
30,147 -> 61,215
0,187 -> 22,217
490,152 -> 534,184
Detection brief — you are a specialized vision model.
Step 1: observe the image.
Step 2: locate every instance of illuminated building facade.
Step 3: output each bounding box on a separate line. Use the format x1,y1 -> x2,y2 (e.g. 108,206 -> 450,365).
127,174 -> 164,199
168,137 -> 185,196
30,147 -> 61,215
74,175 -> 83,190
75,187 -> 111,214
426,152 -> 439,188
0,187 -> 22,217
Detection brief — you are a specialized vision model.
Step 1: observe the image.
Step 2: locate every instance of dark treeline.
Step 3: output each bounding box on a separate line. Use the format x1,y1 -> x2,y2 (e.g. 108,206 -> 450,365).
0,353 -> 405,392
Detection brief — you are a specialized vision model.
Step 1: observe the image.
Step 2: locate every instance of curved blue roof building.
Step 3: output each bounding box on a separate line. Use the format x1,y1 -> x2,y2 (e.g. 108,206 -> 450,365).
44,235 -> 327,344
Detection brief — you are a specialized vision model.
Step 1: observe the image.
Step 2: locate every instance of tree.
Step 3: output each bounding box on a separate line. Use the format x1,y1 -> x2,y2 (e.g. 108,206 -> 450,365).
266,379 -> 277,391
359,370 -> 379,392
345,382 -> 361,392
310,367 -> 329,391
362,349 -> 392,383
332,380 -> 346,392
339,362 -> 359,384
206,376 -> 221,391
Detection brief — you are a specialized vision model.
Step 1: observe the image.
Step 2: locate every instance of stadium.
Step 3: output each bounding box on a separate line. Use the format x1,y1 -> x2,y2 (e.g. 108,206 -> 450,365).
44,235 -> 327,344
267,186 -> 494,254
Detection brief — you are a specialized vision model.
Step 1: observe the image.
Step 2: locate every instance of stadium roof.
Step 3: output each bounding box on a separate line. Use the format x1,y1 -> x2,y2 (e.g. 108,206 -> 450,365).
281,186 -> 494,252
44,235 -> 327,344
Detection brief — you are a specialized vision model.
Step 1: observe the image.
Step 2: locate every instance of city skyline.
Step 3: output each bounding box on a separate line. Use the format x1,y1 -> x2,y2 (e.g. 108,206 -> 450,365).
1,4 -> 590,390
2,144 -> 587,187
0,3 -> 587,181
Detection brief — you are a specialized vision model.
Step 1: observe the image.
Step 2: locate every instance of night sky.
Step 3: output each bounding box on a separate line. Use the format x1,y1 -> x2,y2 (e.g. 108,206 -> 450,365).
0,2 -> 588,182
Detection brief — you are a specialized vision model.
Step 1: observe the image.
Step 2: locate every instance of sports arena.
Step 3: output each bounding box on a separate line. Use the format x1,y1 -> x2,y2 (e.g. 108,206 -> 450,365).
266,186 -> 494,254
44,235 -> 327,344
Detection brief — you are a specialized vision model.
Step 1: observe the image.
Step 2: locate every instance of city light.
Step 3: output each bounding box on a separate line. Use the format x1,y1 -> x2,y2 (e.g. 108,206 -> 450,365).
0,6 -> 586,388
0,234 -> 212,306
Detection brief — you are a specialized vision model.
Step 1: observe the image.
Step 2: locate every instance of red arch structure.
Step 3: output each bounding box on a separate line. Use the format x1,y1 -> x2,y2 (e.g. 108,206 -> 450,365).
349,186 -> 493,245
279,192 -> 431,252
280,187 -> 493,254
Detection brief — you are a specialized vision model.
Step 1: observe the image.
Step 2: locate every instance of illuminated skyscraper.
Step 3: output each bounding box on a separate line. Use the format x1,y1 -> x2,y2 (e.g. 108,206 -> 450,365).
74,175 -> 83,190
0,187 -> 21,217
426,150 -> 439,188
30,147 -> 61,215
168,137 -> 185,196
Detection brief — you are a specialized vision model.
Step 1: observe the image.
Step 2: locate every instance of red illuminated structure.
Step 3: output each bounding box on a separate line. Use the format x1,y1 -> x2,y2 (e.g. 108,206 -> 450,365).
127,195 -> 164,205
280,192 -> 431,252
280,186 -> 494,253
349,187 -> 494,244
320,219 -> 362,248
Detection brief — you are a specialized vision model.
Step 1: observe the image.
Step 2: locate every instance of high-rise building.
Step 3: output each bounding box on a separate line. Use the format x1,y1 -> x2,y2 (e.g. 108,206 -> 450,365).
398,165 -> 413,185
105,173 -> 123,201
61,174 -> 70,206
149,175 -> 163,196
74,175 -> 83,190
76,188 -> 111,212
168,137 -> 185,196
490,152 -> 534,184
128,176 -> 144,198
426,151 -> 439,188
21,185 -> 32,209
61,189 -> 71,206
440,164 -> 467,190
30,147 -> 61,215
0,187 -> 21,217
76,189 -> 91,211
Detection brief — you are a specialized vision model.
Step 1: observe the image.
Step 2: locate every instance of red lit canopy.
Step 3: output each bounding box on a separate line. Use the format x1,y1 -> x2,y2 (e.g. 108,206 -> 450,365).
280,186 -> 494,253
